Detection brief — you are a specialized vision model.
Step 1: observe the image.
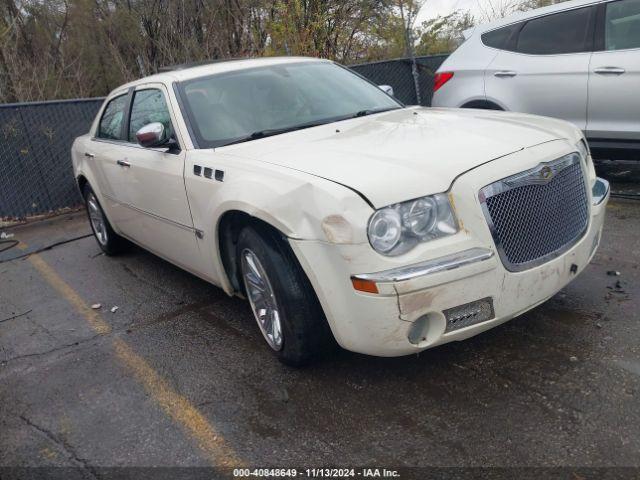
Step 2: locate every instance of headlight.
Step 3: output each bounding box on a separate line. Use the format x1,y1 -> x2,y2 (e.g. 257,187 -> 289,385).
367,193 -> 458,256
367,207 -> 402,253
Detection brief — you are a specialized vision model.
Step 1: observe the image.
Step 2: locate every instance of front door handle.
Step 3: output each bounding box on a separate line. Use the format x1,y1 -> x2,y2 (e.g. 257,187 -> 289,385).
116,160 -> 131,168
594,66 -> 625,75
84,152 -> 95,158
494,70 -> 517,78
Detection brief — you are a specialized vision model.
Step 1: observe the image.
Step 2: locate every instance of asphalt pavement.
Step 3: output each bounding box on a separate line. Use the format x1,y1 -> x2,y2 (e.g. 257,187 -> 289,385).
0,192 -> 638,478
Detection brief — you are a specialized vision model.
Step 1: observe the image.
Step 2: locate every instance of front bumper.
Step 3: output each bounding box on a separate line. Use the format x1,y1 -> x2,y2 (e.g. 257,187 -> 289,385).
289,143 -> 609,357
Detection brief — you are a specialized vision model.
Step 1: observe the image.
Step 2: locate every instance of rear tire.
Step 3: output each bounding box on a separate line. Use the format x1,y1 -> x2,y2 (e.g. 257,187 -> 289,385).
83,184 -> 129,256
237,225 -> 333,366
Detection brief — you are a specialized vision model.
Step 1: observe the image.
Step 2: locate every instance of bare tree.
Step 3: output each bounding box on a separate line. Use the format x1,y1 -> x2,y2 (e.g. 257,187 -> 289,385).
475,0 -> 567,21
397,0 -> 425,104
0,0 -> 428,102
476,0 -> 523,21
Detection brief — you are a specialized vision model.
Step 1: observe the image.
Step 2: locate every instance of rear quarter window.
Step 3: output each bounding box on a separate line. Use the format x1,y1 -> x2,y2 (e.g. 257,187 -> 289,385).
481,24 -> 520,49
97,95 -> 128,140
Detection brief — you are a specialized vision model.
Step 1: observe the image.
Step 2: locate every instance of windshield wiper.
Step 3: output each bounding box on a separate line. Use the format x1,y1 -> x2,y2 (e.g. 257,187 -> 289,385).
352,107 -> 401,118
220,121 -> 328,147
218,107 -> 401,147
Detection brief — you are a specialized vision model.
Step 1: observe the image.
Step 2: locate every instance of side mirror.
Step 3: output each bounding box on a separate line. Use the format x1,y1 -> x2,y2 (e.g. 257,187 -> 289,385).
136,122 -> 171,149
379,85 -> 394,97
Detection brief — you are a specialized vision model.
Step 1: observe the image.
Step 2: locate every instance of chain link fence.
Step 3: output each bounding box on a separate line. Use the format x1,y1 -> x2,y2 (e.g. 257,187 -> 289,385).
0,55 -> 448,222
351,55 -> 449,107
0,98 -> 104,223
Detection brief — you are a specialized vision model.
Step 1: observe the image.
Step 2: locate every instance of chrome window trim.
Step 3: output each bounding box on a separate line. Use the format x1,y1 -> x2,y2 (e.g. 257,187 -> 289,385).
90,137 -> 181,154
351,247 -> 494,283
478,152 -> 590,273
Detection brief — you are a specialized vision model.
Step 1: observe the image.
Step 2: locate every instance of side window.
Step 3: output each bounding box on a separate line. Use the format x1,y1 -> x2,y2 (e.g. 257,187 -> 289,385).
605,0 -> 640,50
128,89 -> 175,143
482,23 -> 520,50
516,7 -> 594,54
97,95 -> 127,140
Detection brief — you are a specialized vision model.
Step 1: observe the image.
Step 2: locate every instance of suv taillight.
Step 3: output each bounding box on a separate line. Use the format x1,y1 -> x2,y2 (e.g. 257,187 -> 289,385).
433,72 -> 454,93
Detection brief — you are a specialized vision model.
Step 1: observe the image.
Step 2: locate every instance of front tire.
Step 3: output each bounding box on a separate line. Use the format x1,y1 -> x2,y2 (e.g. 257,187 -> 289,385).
83,185 -> 128,255
237,225 -> 333,366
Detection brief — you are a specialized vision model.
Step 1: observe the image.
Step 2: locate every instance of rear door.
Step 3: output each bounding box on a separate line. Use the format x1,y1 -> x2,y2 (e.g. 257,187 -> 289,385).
484,5 -> 596,129
90,91 -> 134,228
587,0 -> 640,141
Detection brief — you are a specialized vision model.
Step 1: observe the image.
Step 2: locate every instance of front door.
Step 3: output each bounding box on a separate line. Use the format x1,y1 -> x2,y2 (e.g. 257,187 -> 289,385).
117,85 -> 201,273
587,0 -> 640,141
484,5 -> 596,130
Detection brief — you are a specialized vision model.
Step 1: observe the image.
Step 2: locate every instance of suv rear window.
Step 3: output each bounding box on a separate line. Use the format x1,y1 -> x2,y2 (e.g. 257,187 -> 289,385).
516,6 -> 594,54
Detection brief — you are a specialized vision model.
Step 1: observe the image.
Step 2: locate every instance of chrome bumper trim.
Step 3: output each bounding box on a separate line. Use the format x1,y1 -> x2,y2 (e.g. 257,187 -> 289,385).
352,248 -> 494,283
592,177 -> 610,205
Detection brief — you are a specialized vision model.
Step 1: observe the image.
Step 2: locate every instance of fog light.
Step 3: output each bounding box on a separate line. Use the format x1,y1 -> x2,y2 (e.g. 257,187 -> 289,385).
444,297 -> 494,333
408,315 -> 430,345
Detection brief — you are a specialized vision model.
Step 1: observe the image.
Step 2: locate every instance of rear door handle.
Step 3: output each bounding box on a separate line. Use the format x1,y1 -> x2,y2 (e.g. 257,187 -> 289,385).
116,160 -> 131,168
84,152 -> 95,158
494,70 -> 517,78
594,67 -> 625,75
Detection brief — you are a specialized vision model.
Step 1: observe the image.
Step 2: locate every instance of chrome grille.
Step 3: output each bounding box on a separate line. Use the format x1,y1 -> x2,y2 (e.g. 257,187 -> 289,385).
480,153 -> 589,272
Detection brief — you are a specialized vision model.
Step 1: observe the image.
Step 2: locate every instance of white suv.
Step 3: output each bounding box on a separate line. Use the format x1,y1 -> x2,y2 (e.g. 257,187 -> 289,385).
432,0 -> 640,160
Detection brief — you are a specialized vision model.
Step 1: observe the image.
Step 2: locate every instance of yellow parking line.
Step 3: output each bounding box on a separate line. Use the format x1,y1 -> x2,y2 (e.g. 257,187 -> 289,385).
112,338 -> 241,467
20,243 -> 243,468
27,254 -> 112,335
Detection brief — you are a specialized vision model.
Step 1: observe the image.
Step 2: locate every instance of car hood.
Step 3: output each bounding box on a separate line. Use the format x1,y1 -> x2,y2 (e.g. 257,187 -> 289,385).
223,107 -> 575,208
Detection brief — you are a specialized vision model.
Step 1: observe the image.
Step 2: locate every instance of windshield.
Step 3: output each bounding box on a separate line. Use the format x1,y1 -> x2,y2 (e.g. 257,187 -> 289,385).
178,61 -> 402,148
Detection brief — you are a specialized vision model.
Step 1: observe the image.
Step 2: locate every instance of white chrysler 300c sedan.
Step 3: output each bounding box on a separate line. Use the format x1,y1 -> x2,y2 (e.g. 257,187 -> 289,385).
72,57 -> 610,365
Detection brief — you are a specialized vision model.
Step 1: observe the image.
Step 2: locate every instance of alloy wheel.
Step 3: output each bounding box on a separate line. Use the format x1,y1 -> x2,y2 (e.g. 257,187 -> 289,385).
241,248 -> 283,351
87,192 -> 108,247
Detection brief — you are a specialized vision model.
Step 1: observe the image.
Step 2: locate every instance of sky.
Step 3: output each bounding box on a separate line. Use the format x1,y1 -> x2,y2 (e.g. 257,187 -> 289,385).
415,0 -> 488,24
